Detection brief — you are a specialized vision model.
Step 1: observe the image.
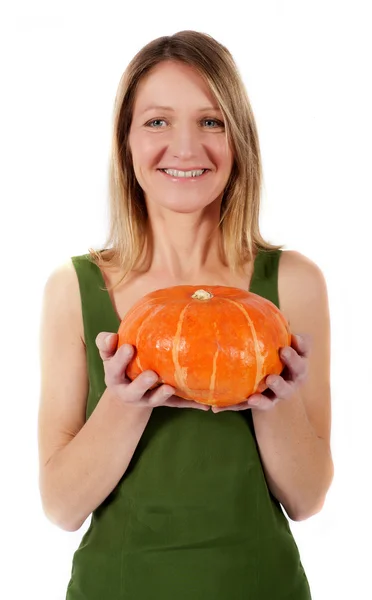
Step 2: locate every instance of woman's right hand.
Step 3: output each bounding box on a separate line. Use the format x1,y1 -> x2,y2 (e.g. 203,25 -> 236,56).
95,332 -> 210,411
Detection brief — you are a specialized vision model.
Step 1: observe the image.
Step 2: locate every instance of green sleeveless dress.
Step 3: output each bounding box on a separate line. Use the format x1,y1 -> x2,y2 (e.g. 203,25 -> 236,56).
66,249 -> 311,600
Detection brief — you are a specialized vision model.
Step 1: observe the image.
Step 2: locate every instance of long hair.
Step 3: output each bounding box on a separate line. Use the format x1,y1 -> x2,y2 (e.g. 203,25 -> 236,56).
89,30 -> 283,290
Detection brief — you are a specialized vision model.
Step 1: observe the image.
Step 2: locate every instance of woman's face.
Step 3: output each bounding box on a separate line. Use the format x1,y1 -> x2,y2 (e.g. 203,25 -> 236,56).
129,60 -> 234,214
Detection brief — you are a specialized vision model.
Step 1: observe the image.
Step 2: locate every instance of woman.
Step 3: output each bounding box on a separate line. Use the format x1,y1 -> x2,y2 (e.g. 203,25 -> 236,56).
38,30 -> 334,599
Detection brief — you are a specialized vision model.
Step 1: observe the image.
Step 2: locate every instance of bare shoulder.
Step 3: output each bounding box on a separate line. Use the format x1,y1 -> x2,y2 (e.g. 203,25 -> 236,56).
42,258 -> 84,342
43,258 -> 78,295
43,257 -> 80,290
278,249 -> 329,320
279,249 -> 327,290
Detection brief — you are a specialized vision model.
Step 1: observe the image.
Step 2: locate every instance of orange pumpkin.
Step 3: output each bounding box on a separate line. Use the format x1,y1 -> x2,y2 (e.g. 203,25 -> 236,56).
117,285 -> 291,407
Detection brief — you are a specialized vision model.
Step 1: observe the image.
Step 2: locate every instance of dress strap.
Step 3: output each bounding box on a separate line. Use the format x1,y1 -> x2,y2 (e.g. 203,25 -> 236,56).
249,249 -> 282,308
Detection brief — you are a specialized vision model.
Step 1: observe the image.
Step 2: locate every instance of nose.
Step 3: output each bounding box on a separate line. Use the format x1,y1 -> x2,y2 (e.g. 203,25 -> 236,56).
168,123 -> 202,160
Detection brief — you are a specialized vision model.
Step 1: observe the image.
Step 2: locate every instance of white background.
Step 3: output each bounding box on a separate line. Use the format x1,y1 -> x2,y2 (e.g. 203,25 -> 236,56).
1,1 -> 371,598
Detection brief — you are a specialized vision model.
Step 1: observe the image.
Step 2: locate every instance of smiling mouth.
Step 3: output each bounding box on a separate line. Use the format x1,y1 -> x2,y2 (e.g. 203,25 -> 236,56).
157,168 -> 210,179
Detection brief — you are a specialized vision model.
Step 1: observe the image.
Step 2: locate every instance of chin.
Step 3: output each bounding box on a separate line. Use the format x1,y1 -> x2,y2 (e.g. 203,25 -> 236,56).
157,203 -> 215,215
147,193 -> 223,214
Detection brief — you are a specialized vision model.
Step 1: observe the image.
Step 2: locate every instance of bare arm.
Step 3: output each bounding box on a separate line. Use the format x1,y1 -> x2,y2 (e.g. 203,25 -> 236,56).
251,251 -> 334,521
40,388 -> 153,532
38,261 -> 205,532
38,262 -> 155,531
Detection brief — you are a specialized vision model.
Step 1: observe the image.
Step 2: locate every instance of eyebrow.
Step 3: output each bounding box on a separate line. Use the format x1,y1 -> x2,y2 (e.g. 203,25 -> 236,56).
140,105 -> 221,114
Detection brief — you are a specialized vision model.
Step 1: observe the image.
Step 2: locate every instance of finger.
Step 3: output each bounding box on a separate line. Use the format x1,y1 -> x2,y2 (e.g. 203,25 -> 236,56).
279,346 -> 304,379
124,370 -> 162,401
145,385 -> 179,407
164,397 -> 210,410
95,331 -> 117,349
212,400 -> 250,413
265,374 -> 293,399
290,333 -> 312,358
112,341 -> 134,364
104,343 -> 135,386
248,394 -> 281,411
153,390 -> 209,409
95,332 -> 119,360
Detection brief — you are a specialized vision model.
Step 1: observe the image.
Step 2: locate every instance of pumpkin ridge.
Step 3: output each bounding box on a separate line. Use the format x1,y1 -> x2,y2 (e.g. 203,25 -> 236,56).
135,304 -> 166,371
172,301 -> 193,394
223,297 -> 263,391
208,322 -> 220,403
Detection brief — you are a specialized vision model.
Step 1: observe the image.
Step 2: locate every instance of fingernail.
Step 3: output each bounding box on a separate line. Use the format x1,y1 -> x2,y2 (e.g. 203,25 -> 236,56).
105,334 -> 114,348
249,398 -> 260,407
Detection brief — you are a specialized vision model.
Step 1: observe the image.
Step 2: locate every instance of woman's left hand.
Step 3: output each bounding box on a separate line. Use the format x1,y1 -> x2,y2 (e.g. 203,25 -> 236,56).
211,333 -> 311,413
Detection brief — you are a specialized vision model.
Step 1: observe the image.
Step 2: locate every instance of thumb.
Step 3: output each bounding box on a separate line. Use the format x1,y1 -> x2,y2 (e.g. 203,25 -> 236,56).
95,332 -> 118,353
105,333 -> 117,349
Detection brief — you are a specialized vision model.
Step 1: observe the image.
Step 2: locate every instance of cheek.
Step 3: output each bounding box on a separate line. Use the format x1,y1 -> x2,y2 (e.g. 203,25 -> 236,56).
132,136 -> 161,170
214,140 -> 233,168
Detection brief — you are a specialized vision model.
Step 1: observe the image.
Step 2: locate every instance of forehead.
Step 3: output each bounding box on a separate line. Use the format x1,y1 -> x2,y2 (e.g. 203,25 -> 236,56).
133,61 -> 220,113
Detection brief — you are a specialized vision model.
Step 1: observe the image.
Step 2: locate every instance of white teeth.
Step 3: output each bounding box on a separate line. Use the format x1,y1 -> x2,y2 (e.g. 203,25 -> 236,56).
163,168 -> 206,178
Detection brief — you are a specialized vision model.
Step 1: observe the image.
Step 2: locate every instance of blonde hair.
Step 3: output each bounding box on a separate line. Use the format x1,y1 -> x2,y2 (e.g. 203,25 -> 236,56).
89,30 -> 283,290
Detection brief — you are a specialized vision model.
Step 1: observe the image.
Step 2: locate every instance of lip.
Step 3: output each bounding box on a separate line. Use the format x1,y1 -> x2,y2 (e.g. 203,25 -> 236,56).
158,167 -> 211,171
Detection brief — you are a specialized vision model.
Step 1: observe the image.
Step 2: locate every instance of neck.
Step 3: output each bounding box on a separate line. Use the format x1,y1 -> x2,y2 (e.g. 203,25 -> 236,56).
142,210 -> 225,280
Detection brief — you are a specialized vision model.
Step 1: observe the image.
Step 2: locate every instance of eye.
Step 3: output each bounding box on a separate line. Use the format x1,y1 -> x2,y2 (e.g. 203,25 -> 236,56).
202,118 -> 224,128
146,119 -> 167,128
144,118 -> 225,129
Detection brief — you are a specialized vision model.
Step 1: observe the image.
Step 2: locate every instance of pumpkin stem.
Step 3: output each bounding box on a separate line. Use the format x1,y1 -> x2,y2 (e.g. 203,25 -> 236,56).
191,289 -> 214,301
